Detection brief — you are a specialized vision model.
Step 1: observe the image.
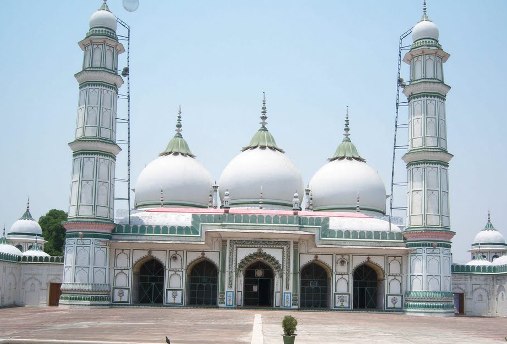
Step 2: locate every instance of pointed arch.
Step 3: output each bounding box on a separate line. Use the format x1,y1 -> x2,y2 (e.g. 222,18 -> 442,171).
237,250 -> 281,274
187,258 -> 218,306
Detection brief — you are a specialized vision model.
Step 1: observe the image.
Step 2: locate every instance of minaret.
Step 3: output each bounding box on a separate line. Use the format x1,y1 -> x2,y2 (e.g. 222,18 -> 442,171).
402,1 -> 455,315
61,1 -> 124,306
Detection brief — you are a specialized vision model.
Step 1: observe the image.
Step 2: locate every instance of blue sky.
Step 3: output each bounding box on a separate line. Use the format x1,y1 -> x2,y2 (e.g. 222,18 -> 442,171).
0,0 -> 506,263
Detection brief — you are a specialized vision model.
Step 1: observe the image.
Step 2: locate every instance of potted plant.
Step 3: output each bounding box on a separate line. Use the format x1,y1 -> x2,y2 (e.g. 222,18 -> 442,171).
282,315 -> 297,344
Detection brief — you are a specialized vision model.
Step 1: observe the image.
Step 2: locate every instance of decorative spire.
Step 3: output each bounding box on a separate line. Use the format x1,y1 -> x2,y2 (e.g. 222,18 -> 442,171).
260,92 -> 268,129
344,106 -> 350,140
160,107 -> 195,157
242,93 -> 284,152
484,211 -> 495,230
329,107 -> 365,162
160,188 -> 164,207
19,198 -> 35,221
175,106 -> 183,137
356,193 -> 361,212
0,225 -> 6,244
422,0 -> 429,21
100,0 -> 111,12
259,186 -> 264,209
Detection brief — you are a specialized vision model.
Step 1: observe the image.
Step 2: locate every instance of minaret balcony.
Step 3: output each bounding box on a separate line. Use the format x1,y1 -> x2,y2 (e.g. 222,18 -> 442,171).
403,81 -> 450,98
75,70 -> 124,88
403,48 -> 449,63
69,139 -> 121,156
402,149 -> 453,165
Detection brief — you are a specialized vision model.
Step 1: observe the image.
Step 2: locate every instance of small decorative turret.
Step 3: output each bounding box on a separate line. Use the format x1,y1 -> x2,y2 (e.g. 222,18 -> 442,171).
212,182 -> 219,208
223,190 -> 231,209
292,192 -> 301,211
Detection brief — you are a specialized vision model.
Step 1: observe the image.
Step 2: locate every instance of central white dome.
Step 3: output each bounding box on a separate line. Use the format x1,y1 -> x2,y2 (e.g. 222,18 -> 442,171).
219,148 -> 303,208
135,112 -> 212,209
219,96 -> 303,209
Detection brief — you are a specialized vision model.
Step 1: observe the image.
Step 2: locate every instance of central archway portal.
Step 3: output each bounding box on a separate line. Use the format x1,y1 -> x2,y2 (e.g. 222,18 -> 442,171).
244,261 -> 274,307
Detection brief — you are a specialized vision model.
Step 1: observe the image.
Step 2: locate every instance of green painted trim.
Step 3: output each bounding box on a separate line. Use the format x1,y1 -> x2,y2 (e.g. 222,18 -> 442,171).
471,242 -> 507,247
406,161 -> 450,168
406,242 -> 452,248
405,291 -> 453,299
404,226 -> 452,232
408,93 -> 446,101
329,139 -> 365,162
313,205 -> 384,214
242,128 -> 284,152
230,199 -> 292,207
0,252 -> 21,262
66,232 -> 112,240
86,28 -> 118,41
410,39 -> 441,50
451,264 -> 507,274
135,201 -> 208,209
66,217 -> 114,224
320,229 -> 404,241
292,245 -> 299,306
20,256 -> 64,263
7,232 -> 41,237
60,294 -> 111,303
113,224 -> 199,236
72,150 -> 117,160
79,82 -> 119,92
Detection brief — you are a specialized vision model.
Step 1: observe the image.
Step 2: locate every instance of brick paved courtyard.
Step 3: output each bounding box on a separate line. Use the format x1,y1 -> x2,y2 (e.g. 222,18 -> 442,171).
0,307 -> 506,343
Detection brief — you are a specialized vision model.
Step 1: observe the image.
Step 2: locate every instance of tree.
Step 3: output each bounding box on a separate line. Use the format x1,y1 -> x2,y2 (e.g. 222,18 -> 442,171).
39,209 -> 67,256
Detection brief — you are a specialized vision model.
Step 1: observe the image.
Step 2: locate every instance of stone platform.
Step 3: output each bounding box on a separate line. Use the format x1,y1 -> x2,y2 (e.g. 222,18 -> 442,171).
0,307 -> 506,343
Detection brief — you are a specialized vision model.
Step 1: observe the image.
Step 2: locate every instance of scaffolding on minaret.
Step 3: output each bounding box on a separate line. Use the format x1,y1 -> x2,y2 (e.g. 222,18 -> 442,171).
389,27 -> 412,231
115,17 -> 132,225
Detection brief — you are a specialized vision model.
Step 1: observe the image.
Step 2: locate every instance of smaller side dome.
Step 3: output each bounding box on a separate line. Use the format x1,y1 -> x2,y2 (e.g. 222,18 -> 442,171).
0,229 -> 22,257
89,1 -> 117,31
472,213 -> 505,246
412,2 -> 439,42
7,200 -> 42,237
22,245 -> 50,258
134,108 -> 213,209
466,256 -> 492,266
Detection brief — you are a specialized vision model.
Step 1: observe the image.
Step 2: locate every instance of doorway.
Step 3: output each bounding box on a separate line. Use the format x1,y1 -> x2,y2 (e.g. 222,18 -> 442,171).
353,264 -> 379,309
243,261 -> 274,307
300,262 -> 329,309
188,260 -> 218,306
48,283 -> 62,306
136,258 -> 164,304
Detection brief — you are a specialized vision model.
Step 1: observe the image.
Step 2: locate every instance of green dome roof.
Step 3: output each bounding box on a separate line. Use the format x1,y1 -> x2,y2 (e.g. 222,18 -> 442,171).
242,93 -> 284,153
160,108 -> 195,158
329,108 -> 365,162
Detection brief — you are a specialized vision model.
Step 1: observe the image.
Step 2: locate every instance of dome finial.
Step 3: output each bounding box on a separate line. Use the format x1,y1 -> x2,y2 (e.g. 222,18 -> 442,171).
175,106 -> 183,137
260,92 -> 268,129
421,0 -> 429,21
344,106 -> 350,141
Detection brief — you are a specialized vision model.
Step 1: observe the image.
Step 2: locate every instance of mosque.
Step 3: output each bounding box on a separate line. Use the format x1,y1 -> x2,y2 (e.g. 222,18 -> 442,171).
0,1 -> 506,317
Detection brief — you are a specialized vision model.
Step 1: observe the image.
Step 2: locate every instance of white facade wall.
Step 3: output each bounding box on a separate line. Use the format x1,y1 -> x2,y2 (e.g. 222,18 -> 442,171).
0,259 -> 63,307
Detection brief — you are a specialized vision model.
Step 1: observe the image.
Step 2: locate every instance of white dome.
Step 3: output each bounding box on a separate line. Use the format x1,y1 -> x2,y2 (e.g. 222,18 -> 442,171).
219,148 -> 304,209
472,215 -> 505,245
22,247 -> 50,258
310,160 -> 386,214
412,19 -> 439,42
0,242 -> 22,257
89,4 -> 117,31
135,113 -> 213,209
473,230 -> 505,245
7,205 -> 42,237
309,114 -> 386,215
492,256 -> 507,266
135,155 -> 212,209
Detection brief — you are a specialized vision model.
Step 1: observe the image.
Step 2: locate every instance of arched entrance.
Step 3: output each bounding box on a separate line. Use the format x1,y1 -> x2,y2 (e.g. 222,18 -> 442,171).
134,258 -> 164,304
353,264 -> 380,309
188,260 -> 218,306
243,261 -> 274,307
300,262 -> 329,309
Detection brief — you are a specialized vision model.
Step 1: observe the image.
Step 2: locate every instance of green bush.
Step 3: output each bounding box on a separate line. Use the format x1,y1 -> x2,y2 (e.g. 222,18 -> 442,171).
282,315 -> 297,336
